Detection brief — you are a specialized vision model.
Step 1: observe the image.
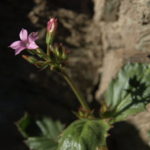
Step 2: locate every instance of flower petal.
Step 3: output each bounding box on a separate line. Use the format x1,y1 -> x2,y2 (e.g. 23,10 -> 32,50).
9,40 -> 25,50
27,42 -> 39,49
19,28 -> 28,41
14,49 -> 25,55
28,32 -> 38,42
9,41 -> 26,55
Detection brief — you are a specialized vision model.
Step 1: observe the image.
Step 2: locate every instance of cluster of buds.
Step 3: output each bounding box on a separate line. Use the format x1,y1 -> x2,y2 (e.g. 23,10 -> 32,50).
9,18 -> 68,71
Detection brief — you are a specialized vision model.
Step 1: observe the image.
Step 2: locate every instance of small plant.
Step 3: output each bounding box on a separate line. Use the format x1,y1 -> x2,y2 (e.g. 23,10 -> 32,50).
10,18 -> 150,150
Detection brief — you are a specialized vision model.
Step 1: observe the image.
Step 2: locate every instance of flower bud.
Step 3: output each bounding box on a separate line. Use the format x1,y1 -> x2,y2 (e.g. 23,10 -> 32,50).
46,18 -> 58,45
22,55 -> 38,64
47,18 -> 57,33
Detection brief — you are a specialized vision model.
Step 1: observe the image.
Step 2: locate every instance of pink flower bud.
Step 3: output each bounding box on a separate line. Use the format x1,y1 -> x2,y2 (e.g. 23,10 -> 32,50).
46,18 -> 58,45
47,18 -> 57,33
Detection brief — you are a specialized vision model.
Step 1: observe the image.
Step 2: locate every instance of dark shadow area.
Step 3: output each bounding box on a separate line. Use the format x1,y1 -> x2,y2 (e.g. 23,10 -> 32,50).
0,1 -> 36,149
107,121 -> 150,150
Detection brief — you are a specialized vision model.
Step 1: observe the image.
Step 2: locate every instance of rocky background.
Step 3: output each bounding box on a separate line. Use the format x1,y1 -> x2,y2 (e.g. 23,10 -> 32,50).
1,0 -> 150,150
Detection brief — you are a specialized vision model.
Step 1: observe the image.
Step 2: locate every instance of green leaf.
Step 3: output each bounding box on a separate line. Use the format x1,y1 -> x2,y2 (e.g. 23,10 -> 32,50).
25,137 -> 57,150
104,63 -> 150,122
57,119 -> 110,150
16,114 -> 64,150
36,118 -> 64,139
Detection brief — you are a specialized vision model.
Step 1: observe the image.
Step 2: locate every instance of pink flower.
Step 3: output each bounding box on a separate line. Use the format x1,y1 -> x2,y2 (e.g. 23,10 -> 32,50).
47,18 -> 57,33
9,29 -> 39,55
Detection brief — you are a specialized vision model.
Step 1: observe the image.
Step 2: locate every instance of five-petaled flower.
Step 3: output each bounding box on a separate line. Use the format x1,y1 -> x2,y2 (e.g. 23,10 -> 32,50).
9,29 -> 39,55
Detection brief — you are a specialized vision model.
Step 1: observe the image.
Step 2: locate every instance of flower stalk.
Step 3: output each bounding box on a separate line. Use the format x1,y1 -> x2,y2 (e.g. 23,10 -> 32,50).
60,69 -> 90,111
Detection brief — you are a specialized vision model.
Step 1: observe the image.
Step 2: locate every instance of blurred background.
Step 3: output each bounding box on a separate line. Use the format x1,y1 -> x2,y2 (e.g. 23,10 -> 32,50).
1,0 -> 150,150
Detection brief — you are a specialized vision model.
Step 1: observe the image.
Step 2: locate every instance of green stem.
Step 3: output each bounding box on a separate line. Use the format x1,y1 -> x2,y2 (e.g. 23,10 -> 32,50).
47,44 -> 50,56
60,69 -> 90,111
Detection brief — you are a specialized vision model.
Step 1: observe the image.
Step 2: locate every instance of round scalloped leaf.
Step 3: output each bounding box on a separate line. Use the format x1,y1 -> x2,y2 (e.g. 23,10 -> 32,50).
57,119 -> 110,150
105,63 -> 150,122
